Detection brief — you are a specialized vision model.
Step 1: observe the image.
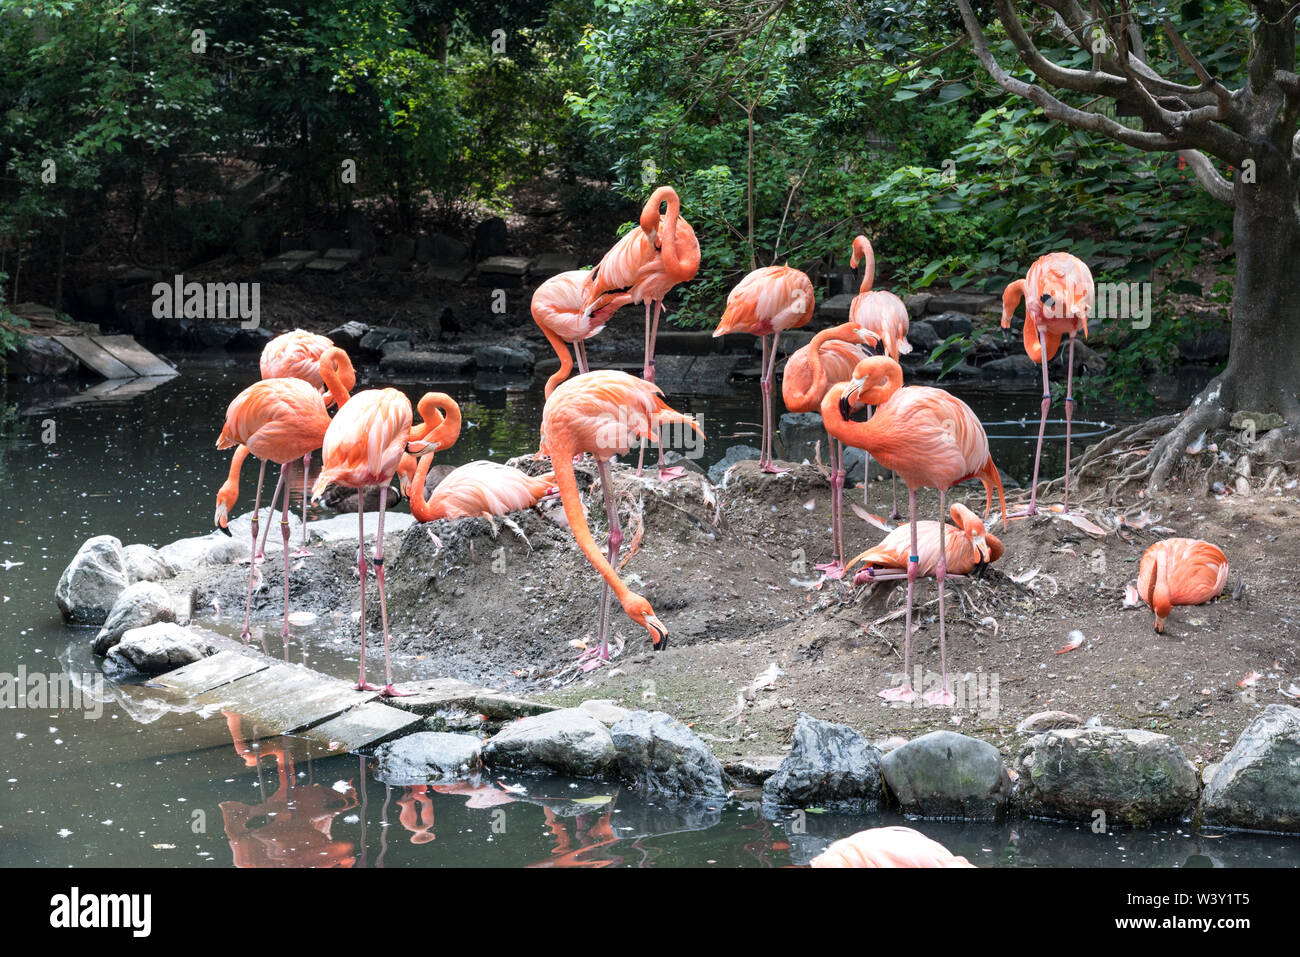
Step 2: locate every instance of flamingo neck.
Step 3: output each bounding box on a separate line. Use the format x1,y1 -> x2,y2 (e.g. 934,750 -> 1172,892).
408,453 -> 445,523
550,448 -> 634,610
319,350 -> 354,408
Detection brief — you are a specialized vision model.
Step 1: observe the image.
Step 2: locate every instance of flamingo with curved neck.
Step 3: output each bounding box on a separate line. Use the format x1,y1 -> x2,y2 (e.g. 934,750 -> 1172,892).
822,355 -> 1006,705
397,393 -> 461,498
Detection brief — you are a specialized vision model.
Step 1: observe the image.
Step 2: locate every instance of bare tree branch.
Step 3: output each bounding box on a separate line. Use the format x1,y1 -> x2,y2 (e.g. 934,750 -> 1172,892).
1178,149 -> 1236,205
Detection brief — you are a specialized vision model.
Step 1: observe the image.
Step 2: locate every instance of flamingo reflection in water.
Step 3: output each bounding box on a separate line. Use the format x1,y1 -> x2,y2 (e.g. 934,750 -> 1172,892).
219,713 -> 359,868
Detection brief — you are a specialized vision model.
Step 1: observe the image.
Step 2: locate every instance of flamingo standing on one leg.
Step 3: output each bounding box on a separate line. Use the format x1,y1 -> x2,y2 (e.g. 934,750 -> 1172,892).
533,270 -> 622,397
539,370 -> 703,666
310,388 -> 431,696
848,502 -> 1003,584
216,343 -> 355,557
781,337 -> 871,577
582,186 -> 700,480
1137,538 -> 1229,633
396,393 -> 461,500
216,378 -> 333,640
823,356 -> 1007,705
408,459 -> 557,523
713,265 -> 816,474
810,826 -> 974,868
1001,252 -> 1094,515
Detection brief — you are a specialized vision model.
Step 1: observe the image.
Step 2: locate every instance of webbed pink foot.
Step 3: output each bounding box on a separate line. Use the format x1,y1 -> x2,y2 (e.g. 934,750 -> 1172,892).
879,685 -> 917,704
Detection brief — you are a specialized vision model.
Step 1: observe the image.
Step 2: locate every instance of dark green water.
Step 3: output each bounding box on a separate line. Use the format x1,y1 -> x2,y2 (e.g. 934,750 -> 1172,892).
4,356 -> 1294,867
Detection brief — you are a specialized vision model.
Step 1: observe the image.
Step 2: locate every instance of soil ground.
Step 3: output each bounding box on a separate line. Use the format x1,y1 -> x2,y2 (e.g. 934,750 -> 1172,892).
191,440 -> 1300,776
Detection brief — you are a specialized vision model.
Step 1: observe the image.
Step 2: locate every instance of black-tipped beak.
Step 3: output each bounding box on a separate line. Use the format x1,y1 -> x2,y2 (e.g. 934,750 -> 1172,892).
839,393 -> 853,421
218,524 -> 232,538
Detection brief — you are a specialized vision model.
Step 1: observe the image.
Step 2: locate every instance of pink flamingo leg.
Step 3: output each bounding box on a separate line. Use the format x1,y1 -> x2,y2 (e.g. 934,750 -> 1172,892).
256,469 -> 284,562
760,332 -> 790,474
295,452 -> 311,556
880,488 -> 918,703
355,492 -> 379,692
279,464 -> 293,641
924,488 -> 956,707
375,491 -> 405,697
240,461 -> 268,640
1062,335 -> 1076,514
575,339 -> 590,375
1014,326 -> 1052,518
816,436 -> 847,578
581,459 -> 623,669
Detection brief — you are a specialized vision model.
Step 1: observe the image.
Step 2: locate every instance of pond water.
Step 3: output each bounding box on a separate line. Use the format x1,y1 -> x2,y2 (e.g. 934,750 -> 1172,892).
7,356 -> 1294,868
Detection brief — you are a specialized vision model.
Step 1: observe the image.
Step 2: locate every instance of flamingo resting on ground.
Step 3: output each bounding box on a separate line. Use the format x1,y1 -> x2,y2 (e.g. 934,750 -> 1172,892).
310,387 -> 431,696
533,270 -> 621,397
215,343 -> 355,558
810,826 -> 974,868
216,378 -> 333,640
1001,252 -> 1094,515
781,336 -> 871,578
823,355 -> 1006,705
582,186 -> 700,480
539,370 -> 703,666
848,502 -> 1003,583
1137,538 -> 1229,633
713,265 -> 816,474
408,459 -> 557,523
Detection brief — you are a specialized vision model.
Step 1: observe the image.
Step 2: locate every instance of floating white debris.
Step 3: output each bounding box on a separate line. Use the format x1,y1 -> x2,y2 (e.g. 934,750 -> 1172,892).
287,611 -> 317,627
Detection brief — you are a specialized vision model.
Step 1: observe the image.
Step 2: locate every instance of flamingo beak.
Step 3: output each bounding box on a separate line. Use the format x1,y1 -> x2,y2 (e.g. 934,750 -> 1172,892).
839,377 -> 867,419
647,615 -> 668,651
973,533 -> 989,563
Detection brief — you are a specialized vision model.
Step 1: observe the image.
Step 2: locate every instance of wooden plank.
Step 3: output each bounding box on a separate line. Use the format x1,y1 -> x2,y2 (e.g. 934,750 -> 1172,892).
193,663 -> 376,735
51,335 -> 138,379
150,649 -> 271,699
93,335 -> 176,378
303,701 -> 424,753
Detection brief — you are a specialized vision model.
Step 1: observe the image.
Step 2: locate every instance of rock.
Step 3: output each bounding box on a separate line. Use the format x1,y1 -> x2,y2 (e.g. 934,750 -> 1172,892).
92,581 -> 177,655
925,292 -> 999,315
841,447 -> 891,484
982,354 -> 1041,379
326,321 -> 369,351
1178,324 -> 1231,362
1015,727 -> 1198,825
384,677 -> 486,716
56,535 -> 130,625
473,217 -> 509,260
226,327 -> 274,352
778,412 -> 826,462
902,293 -> 932,318
121,544 -> 173,583
660,450 -> 707,477
653,354 -> 742,395
186,323 -> 241,350
103,622 -> 214,676
816,293 -> 855,323
358,326 -> 415,356
1230,410 -> 1285,434
373,732 -> 483,784
1072,340 -> 1107,373
610,710 -> 727,797
724,755 -> 785,785
531,252 -> 579,278
380,339 -> 411,356
708,445 -> 762,484
880,730 -> 1012,819
761,714 -> 883,812
474,692 -> 558,720
379,351 -> 475,376
1016,710 -> 1083,733
905,320 -> 940,353
473,344 -> 534,373
421,232 -> 468,264
11,336 -> 77,377
925,312 -> 977,338
579,699 -> 632,727
1200,705 -> 1300,833
156,533 -> 248,572
480,708 -> 616,778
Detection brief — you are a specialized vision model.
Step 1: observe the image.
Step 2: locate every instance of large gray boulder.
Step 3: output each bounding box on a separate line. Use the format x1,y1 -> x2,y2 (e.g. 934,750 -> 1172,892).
610,710 -> 727,797
481,708 -> 616,778
762,714 -> 883,812
373,732 -> 483,785
709,445 -> 762,485
93,581 -> 177,655
881,730 -> 1012,819
56,535 -> 129,624
1015,727 -> 1198,825
103,623 -> 215,676
1201,705 -> 1300,833
473,343 -> 534,373
122,544 -> 174,583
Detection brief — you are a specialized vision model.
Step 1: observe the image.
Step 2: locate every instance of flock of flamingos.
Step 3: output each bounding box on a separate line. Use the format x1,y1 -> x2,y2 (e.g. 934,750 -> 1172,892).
207,186 -> 1232,867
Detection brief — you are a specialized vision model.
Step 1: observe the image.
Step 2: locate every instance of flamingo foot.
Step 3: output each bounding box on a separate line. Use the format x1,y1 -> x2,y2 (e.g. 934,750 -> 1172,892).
380,684 -> 408,698
815,560 -> 846,580
923,687 -> 956,707
355,680 -> 381,692
1007,505 -> 1040,520
657,466 -> 687,482
760,462 -> 792,475
290,546 -> 310,559
879,685 -> 917,704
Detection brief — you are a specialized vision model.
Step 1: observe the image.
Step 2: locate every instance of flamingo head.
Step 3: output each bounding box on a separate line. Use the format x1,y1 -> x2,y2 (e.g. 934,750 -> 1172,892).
214,500 -> 233,536
838,355 -> 902,418
1035,263 -> 1093,330
623,594 -> 668,651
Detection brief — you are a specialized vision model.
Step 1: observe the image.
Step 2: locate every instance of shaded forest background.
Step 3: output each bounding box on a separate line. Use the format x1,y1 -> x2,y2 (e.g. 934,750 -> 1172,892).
0,0 -> 1243,402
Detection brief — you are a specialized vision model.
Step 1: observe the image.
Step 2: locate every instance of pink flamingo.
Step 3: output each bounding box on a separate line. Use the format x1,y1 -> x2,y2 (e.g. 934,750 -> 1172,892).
713,265 -> 816,473
848,501 -> 1003,583
811,827 -> 974,868
1001,252 -> 1094,515
408,459 -> 557,523
533,269 -> 621,397
582,186 -> 700,480
823,356 -> 1006,705
1137,538 -> 1229,633
781,337 -> 871,577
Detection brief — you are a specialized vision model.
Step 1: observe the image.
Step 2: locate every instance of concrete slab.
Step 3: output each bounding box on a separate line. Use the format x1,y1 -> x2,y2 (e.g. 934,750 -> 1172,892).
51,335 -> 138,379
193,662 -> 376,734
93,335 -> 176,377
303,700 -> 424,752
150,649 -> 271,699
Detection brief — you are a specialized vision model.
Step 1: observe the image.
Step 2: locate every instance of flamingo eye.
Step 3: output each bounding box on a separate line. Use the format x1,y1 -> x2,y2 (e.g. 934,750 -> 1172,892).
1040,293 -> 1054,304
